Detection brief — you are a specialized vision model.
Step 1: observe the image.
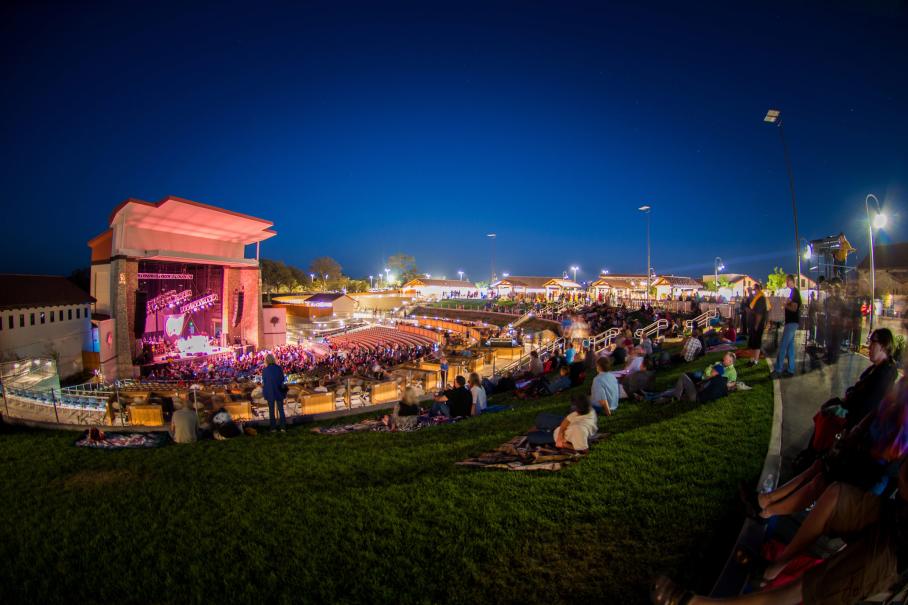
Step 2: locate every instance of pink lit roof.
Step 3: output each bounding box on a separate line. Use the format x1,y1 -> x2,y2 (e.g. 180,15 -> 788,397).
108,196 -> 277,244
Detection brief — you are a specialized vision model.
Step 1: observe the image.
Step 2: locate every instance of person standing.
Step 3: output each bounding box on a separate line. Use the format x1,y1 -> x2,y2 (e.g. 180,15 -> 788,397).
439,355 -> 449,388
747,283 -> 770,366
262,353 -> 287,432
773,274 -> 802,378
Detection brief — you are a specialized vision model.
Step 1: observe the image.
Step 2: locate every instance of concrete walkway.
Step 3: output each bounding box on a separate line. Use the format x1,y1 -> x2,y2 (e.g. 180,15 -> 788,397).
775,340 -> 867,481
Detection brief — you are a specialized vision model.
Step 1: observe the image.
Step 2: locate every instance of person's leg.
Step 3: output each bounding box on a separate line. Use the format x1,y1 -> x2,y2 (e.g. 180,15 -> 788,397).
670,375 -> 686,400
777,323 -> 797,373
267,398 -> 276,429
761,472 -> 828,518
758,459 -> 823,509
277,398 -> 287,429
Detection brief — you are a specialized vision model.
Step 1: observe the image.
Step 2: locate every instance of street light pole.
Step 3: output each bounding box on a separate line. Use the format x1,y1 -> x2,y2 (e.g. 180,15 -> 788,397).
865,193 -> 888,334
487,233 -> 497,284
764,109 -> 802,287
638,205 -> 652,302
369,275 -> 374,289
714,256 -> 725,293
570,265 -> 579,282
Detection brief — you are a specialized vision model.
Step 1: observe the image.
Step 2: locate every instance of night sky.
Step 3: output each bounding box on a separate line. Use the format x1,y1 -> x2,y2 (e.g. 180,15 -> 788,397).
2,1 -> 906,284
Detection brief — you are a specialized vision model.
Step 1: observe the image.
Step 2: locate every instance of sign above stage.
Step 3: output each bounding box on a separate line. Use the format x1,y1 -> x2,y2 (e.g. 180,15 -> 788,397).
138,273 -> 194,280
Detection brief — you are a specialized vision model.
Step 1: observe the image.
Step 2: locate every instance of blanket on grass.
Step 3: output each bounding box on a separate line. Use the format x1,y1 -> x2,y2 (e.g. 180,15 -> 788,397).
312,406 -> 513,435
456,432 -> 609,472
75,431 -> 168,449
312,414 -> 463,435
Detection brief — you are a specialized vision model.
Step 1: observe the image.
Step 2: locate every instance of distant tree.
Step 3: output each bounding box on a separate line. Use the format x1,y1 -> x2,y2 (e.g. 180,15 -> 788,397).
261,259 -> 296,292
387,253 -> 419,282
767,267 -> 788,292
309,257 -> 343,282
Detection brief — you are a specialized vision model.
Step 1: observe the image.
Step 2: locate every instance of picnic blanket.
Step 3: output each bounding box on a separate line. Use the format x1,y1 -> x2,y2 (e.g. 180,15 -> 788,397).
456,432 -> 609,472
75,431 -> 169,449
707,343 -> 738,353
312,414 -> 463,435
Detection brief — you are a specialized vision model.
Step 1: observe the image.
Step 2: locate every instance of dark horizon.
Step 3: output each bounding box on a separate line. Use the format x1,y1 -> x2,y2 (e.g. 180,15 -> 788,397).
2,0 -> 906,285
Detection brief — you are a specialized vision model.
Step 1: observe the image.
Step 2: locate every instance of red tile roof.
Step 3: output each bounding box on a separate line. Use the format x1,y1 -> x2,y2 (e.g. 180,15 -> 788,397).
0,274 -> 95,311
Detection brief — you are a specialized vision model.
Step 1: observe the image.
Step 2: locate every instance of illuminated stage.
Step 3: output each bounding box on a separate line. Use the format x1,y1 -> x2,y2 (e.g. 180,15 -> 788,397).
88,196 -> 278,379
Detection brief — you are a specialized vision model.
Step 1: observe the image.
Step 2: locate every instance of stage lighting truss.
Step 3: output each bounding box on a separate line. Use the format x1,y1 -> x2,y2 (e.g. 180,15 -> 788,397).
146,289 -> 193,313
179,292 -> 219,314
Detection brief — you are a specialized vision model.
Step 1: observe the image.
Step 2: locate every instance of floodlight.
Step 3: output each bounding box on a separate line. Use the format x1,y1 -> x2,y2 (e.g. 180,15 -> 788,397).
764,109 -> 780,124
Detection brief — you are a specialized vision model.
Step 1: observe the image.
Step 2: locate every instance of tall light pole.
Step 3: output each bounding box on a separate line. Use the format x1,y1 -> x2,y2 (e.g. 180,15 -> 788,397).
764,109 -> 802,286
369,275 -> 374,289
570,265 -> 579,283
309,273 -> 315,286
323,273 -> 329,289
638,205 -> 652,301
865,193 -> 888,334
487,233 -> 497,283
714,256 -> 725,291
384,267 -> 390,288
457,270 -> 464,281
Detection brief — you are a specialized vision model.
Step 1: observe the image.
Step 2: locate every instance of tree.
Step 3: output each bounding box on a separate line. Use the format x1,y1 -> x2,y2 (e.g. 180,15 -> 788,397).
766,267 -> 787,292
386,253 -> 419,282
309,257 -> 343,282
260,259 -> 297,292
704,276 -> 731,292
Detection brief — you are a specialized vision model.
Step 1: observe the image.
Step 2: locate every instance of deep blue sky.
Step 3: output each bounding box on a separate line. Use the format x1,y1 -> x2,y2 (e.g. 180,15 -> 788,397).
2,0 -> 906,284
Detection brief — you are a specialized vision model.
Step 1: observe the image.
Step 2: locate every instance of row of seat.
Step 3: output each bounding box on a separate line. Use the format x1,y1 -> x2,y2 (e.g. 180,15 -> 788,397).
328,327 -> 437,352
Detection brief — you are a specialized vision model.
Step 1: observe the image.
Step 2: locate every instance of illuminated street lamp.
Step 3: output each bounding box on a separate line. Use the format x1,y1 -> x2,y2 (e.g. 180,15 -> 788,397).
309,273 -> 315,284
764,108 -> 802,286
457,270 -> 464,281
384,267 -> 390,288
866,193 -> 889,333
638,205 -> 652,301
323,273 -> 329,289
425,273 -> 431,279
369,275 -> 374,289
601,268 -> 609,275
714,256 -> 725,291
570,265 -> 579,282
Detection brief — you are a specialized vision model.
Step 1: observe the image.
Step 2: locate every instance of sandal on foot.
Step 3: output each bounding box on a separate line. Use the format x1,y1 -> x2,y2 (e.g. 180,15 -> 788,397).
650,575 -> 694,605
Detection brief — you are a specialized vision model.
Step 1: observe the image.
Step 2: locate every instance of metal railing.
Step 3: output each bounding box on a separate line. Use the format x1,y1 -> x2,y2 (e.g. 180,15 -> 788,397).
684,309 -> 718,331
634,318 -> 669,339
494,337 -> 565,377
590,327 -> 622,352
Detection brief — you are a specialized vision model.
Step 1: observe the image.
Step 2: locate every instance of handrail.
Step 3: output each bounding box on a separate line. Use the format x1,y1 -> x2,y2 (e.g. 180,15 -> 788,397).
684,309 -> 718,331
634,318 -> 669,339
494,337 -> 565,377
511,309 -> 536,328
590,327 -> 621,352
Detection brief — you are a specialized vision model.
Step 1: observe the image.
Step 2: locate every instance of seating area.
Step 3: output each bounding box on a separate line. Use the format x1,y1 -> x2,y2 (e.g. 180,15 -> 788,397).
327,326 -> 438,351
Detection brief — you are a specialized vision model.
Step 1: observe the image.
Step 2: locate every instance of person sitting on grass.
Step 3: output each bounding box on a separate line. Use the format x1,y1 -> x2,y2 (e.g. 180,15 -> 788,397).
673,327 -> 704,364
527,394 -> 599,451
170,400 -> 198,444
650,458 -> 908,605
528,350 -> 544,377
591,356 -> 619,416
645,363 -> 728,404
468,372 -> 487,416
390,386 -> 421,431
433,375 -> 473,417
211,407 -> 242,440
622,356 -> 656,400
518,366 -> 574,398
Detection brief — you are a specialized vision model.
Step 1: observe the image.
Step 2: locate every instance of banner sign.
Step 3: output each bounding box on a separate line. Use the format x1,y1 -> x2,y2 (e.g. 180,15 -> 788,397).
138,273 -> 193,280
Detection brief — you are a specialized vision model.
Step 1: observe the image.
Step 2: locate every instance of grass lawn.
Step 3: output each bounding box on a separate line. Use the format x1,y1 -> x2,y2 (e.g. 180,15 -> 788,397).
0,353 -> 771,604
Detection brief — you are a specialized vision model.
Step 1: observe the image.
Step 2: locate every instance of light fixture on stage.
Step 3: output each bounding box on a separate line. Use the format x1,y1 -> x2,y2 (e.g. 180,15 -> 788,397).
180,293 -> 219,314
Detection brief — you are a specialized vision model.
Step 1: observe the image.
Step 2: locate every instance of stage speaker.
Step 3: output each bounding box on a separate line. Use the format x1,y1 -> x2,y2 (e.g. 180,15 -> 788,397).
134,291 -> 148,338
233,290 -> 244,327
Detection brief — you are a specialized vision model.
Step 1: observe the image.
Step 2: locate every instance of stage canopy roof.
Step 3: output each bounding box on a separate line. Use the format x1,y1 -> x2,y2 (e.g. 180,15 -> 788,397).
108,196 -> 276,245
